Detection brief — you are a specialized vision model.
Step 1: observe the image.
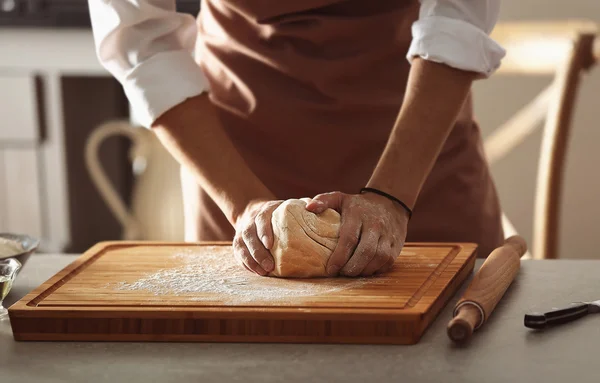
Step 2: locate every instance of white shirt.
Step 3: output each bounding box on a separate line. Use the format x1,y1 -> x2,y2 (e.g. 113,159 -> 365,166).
88,0 -> 506,128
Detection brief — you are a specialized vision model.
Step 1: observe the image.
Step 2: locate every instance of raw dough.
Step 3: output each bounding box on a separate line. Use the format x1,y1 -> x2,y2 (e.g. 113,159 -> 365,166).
270,198 -> 340,278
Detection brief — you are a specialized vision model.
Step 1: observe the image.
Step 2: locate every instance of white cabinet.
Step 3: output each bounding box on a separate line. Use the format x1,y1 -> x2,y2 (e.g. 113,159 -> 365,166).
0,148 -> 43,238
0,72 -> 43,240
0,72 -> 44,245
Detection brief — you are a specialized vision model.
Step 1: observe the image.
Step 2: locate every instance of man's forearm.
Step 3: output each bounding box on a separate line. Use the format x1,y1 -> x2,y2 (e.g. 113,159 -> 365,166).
367,58 -> 477,208
152,94 -> 274,225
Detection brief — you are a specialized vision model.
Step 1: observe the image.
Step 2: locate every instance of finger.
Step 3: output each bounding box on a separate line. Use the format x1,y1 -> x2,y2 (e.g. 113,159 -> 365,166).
305,192 -> 345,214
340,227 -> 380,277
255,201 -> 282,249
374,241 -> 403,275
234,236 -> 267,276
239,259 -> 252,273
390,240 -> 404,261
242,224 -> 274,273
361,239 -> 393,276
233,236 -> 250,270
375,257 -> 396,275
326,216 -> 362,276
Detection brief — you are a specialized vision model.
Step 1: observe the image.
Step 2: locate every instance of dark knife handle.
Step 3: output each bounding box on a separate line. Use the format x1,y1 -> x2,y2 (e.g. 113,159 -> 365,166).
524,302 -> 590,329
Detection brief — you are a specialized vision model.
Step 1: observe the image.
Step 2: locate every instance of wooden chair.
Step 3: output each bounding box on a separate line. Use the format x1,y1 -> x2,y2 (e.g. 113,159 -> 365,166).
486,20 -> 599,259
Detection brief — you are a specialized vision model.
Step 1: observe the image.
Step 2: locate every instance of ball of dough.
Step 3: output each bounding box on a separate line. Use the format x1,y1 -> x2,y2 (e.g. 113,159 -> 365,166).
269,198 -> 340,278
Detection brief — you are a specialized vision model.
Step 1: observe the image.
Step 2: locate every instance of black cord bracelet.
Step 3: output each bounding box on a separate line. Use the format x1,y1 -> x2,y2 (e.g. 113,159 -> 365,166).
359,187 -> 413,219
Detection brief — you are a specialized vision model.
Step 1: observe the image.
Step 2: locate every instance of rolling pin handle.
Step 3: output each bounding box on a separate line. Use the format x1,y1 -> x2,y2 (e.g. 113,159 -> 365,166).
447,302 -> 484,343
505,235 -> 528,258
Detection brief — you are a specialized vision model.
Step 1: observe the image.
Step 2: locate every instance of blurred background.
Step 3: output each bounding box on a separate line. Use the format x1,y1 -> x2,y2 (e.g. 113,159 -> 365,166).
0,1 -> 598,258
474,0 -> 600,259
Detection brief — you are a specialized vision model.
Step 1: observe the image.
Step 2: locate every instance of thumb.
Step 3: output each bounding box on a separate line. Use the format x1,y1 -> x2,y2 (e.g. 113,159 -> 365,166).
305,192 -> 345,214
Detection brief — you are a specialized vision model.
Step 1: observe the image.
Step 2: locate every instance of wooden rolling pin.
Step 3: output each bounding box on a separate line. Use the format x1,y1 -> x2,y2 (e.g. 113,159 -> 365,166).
447,235 -> 527,343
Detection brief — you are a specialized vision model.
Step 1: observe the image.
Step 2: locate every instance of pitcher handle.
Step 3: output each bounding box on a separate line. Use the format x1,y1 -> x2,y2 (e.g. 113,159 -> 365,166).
84,121 -> 146,240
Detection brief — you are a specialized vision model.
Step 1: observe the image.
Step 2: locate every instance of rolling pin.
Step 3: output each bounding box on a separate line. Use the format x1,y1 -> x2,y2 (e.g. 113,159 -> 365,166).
447,235 -> 527,343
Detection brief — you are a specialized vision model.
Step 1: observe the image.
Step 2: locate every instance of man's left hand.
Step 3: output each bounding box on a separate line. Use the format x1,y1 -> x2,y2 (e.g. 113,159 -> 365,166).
305,191 -> 409,277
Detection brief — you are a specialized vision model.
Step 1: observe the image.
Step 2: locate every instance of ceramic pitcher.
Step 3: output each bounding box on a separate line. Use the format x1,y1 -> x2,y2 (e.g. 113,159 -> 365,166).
85,121 -> 184,241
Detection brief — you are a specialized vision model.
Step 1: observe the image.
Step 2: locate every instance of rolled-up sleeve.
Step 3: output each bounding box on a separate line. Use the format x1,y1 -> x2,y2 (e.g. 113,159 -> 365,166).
88,0 -> 209,128
407,0 -> 506,77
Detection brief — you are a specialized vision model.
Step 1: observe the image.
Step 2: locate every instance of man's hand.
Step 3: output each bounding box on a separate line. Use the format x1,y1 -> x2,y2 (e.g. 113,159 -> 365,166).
152,94 -> 275,226
233,199 -> 283,276
365,59 -> 476,209
305,192 -> 409,277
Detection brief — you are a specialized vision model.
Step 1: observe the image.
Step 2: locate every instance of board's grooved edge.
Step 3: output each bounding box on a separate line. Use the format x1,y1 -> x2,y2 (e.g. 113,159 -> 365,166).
417,251 -> 477,335
27,245 -> 136,307
405,246 -> 461,308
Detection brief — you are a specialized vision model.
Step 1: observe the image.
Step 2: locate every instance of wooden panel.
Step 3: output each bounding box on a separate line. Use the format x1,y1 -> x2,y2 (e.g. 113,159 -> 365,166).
2,148 -> 43,238
0,75 -> 39,142
61,76 -> 131,252
9,241 -> 477,344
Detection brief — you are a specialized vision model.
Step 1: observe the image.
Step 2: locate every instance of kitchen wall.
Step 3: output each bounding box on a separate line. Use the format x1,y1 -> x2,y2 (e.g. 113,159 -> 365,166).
473,0 -> 600,258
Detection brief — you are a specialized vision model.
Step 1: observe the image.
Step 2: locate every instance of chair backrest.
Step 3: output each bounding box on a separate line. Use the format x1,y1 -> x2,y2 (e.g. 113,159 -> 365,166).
486,20 -> 599,259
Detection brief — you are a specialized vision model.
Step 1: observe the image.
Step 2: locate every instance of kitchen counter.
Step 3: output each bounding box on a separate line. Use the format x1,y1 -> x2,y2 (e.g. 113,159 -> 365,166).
1,254 -> 599,383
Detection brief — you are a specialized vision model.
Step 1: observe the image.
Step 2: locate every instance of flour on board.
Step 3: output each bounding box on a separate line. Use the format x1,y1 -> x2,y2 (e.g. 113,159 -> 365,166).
113,246 -> 371,302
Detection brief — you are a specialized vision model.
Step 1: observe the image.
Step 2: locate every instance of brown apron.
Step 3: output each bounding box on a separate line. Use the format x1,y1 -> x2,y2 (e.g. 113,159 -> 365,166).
183,0 -> 504,257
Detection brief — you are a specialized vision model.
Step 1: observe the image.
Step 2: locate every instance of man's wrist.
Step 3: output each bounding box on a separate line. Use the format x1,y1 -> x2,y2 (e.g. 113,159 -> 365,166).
232,197 -> 276,227
360,191 -> 411,222
367,175 -> 420,210
360,187 -> 412,219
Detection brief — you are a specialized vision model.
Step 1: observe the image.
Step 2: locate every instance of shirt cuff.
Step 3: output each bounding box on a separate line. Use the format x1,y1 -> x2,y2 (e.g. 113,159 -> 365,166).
407,16 -> 506,77
121,50 -> 209,128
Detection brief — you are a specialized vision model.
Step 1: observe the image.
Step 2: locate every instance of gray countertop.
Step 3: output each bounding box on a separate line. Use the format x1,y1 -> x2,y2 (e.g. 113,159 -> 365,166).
2,254 -> 599,383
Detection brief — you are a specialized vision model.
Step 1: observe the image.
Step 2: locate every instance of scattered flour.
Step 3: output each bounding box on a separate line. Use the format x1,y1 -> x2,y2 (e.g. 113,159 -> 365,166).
112,246 -> 369,302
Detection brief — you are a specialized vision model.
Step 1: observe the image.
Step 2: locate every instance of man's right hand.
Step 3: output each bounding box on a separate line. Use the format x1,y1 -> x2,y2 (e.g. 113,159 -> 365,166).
152,94 -> 281,274
152,94 -> 276,229
233,200 -> 283,275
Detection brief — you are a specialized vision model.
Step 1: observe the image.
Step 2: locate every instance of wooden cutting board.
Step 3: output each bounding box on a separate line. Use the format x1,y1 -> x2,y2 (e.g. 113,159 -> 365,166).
9,241 -> 477,344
